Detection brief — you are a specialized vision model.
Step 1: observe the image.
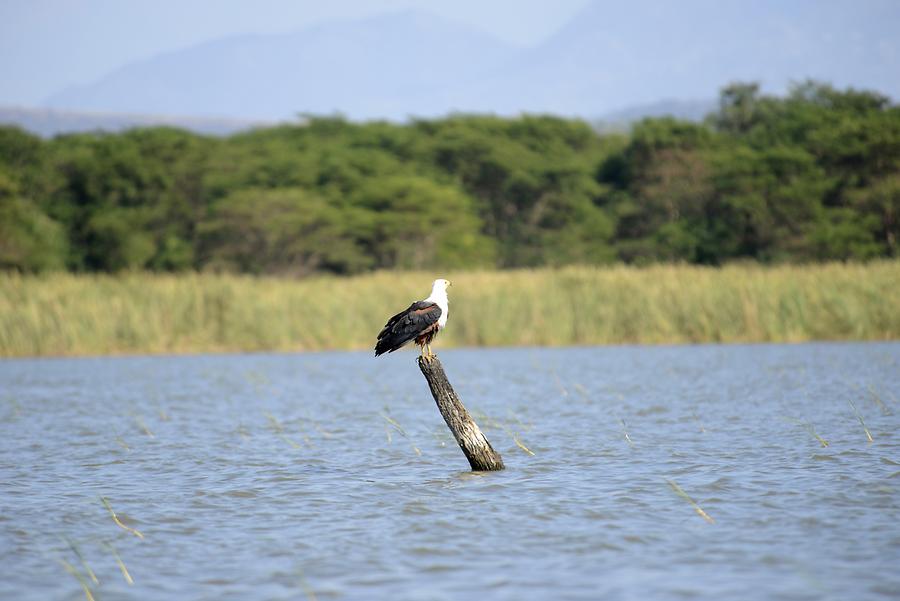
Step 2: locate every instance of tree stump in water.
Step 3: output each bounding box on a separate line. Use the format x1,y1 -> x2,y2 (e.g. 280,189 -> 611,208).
417,355 -> 504,471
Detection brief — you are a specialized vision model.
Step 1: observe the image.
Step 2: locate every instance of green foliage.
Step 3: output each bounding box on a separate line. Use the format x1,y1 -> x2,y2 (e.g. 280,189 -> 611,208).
46,127 -> 211,271
601,81 -> 899,263
810,208 -> 885,260
849,175 -> 900,257
198,187 -> 369,275
0,135 -> 69,271
349,175 -> 496,270
0,173 -> 68,272
420,115 -> 615,266
1,82 -> 898,274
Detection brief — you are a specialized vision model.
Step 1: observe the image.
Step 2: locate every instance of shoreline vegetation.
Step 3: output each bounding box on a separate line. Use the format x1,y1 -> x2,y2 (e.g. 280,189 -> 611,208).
1,262 -> 898,358
2,83 -> 899,278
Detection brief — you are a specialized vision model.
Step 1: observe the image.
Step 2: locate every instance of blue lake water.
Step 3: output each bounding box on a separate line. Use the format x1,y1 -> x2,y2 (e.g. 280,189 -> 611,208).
1,343 -> 899,600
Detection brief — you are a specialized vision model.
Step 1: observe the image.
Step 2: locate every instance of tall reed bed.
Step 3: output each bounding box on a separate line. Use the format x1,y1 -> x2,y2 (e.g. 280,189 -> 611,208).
1,262 -> 897,357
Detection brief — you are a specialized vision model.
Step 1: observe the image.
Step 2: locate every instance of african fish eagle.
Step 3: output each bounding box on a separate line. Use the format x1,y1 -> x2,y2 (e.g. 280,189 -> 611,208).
375,279 -> 451,361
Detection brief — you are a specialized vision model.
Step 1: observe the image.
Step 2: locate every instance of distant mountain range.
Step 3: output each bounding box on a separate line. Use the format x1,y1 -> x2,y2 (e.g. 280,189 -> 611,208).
0,106 -> 273,137
20,1 -> 900,122
0,98 -> 720,138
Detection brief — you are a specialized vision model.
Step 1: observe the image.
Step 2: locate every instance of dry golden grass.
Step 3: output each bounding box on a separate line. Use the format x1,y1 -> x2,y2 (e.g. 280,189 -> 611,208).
1,262 -> 898,357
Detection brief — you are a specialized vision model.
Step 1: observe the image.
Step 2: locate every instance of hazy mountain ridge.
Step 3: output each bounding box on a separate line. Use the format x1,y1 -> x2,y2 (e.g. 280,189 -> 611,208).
0,106 -> 274,137
45,11 -> 519,120
37,1 -> 900,121
2,99 -> 723,138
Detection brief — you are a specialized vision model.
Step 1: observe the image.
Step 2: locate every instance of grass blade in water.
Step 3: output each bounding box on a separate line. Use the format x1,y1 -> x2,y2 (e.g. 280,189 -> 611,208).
103,542 -> 134,585
265,411 -> 302,448
620,419 -> 634,447
59,559 -> 96,601
101,496 -> 144,539
782,417 -> 829,448
63,537 -> 98,585
848,399 -> 874,443
380,413 -> 421,456
666,478 -> 715,524
499,422 -> 535,455
513,434 -> 535,456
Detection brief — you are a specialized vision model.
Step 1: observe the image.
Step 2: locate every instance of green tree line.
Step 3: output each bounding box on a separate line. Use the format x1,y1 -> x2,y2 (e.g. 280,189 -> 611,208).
1,81 -> 897,274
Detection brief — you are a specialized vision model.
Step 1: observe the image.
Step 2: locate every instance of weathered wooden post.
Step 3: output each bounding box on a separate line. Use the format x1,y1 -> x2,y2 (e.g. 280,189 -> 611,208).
417,355 -> 504,471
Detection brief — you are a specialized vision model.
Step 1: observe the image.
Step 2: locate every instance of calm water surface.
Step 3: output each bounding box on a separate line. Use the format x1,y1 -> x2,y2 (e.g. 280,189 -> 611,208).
1,343 -> 899,600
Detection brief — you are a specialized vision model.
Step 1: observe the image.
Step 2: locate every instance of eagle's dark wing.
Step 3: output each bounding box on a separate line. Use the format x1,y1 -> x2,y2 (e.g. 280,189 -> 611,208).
374,301 -> 442,356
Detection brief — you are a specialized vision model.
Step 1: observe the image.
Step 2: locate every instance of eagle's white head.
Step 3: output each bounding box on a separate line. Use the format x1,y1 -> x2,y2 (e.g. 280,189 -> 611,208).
431,278 -> 451,294
426,278 -> 451,327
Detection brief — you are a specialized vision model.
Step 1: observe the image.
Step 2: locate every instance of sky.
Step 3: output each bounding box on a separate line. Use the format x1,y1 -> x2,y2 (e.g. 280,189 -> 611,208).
0,0 -> 589,106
